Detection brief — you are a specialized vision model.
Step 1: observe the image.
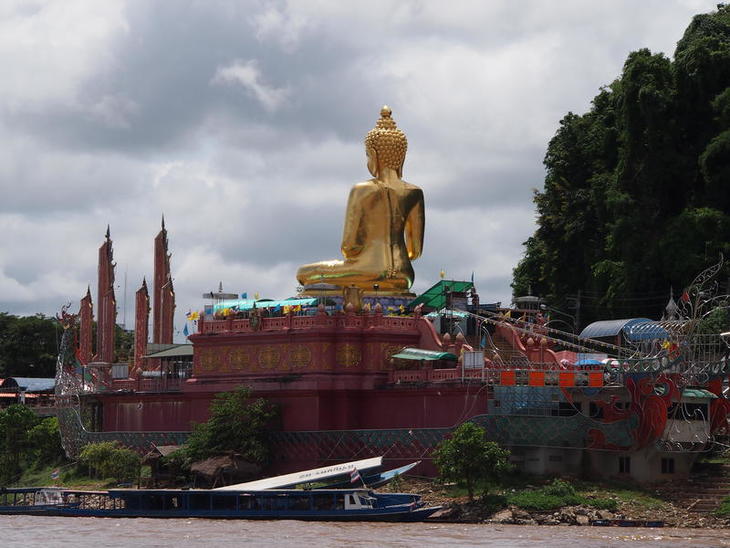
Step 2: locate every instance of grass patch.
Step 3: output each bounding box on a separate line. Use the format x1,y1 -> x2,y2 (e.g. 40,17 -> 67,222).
713,496 -> 730,517
571,479 -> 666,511
506,479 -> 618,512
12,464 -> 117,490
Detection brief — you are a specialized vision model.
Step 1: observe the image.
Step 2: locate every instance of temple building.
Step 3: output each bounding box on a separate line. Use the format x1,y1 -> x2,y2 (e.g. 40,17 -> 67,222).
60,107 -> 730,484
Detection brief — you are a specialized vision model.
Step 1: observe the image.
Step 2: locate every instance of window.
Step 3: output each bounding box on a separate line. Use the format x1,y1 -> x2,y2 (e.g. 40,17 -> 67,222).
619,456 -> 631,474
661,458 -> 675,474
548,455 -> 563,462
212,495 -> 237,511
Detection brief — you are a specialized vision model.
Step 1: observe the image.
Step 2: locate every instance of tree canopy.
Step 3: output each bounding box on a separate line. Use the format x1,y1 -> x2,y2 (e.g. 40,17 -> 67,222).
0,312 -> 134,377
433,421 -> 511,500
512,5 -> 730,327
0,405 -> 65,484
183,386 -> 278,465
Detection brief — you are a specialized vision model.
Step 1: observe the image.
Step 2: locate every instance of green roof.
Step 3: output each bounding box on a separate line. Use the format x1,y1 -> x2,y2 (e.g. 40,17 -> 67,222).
682,388 -> 718,399
391,348 -> 458,361
408,280 -> 474,311
145,344 -> 194,359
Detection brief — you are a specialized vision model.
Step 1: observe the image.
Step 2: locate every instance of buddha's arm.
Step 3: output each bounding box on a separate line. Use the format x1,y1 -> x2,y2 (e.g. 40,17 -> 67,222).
405,190 -> 425,260
340,186 -> 365,259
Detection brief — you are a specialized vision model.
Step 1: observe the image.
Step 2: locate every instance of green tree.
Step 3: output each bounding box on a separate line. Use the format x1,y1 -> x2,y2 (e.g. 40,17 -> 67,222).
184,386 -> 278,465
78,441 -> 140,482
27,417 -> 65,469
513,5 -> 730,324
0,404 -> 39,483
433,422 -> 511,501
0,313 -> 59,377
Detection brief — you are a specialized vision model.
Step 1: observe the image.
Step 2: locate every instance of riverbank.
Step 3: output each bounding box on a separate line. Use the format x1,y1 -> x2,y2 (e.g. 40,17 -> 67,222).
381,477 -> 730,529
14,465 -> 730,528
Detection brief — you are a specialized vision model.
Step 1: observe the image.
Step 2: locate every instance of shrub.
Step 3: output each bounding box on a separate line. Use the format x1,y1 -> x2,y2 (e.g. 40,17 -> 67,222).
714,496 -> 730,517
542,478 -> 576,497
79,442 -> 140,482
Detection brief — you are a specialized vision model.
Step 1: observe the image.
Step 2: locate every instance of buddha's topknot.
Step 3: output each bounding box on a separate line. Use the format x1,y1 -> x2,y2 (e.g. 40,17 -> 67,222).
365,105 -> 407,172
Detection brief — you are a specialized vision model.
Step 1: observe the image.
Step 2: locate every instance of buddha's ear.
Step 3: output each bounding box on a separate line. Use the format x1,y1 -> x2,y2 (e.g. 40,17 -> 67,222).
397,159 -> 404,178
366,146 -> 378,177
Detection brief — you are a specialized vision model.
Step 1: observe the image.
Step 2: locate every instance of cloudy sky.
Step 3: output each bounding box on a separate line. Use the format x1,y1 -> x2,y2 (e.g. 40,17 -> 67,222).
0,0 -> 717,338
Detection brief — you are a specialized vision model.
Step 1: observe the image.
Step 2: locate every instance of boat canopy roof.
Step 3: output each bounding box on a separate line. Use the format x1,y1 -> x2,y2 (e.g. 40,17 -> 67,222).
391,348 -> 458,361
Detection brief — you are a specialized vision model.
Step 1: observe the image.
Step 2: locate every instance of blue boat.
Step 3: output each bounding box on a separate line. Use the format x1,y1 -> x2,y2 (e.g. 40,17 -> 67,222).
0,487 -> 440,522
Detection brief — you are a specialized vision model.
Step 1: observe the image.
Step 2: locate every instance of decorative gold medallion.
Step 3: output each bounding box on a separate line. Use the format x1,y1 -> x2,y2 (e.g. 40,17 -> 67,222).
229,347 -> 251,370
336,343 -> 361,368
199,348 -> 217,372
258,345 -> 281,369
289,344 -> 312,369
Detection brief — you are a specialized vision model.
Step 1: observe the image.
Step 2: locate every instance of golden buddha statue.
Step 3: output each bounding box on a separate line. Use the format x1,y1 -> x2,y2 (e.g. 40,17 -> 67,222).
297,106 -> 425,295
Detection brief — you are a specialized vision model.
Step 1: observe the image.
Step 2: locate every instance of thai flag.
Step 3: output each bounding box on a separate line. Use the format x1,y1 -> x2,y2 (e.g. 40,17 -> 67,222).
50,469 -> 60,480
350,467 -> 362,484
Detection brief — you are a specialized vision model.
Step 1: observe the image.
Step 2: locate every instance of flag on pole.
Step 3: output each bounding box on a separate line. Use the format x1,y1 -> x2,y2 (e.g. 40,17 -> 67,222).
183,324 -> 190,337
350,467 -> 361,484
680,290 -> 690,303
50,468 -> 60,480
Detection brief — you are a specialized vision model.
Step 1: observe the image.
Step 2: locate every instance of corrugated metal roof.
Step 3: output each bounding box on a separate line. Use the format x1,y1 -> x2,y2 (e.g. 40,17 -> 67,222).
391,348 -> 458,361
579,318 -> 668,341
1,377 -> 55,392
145,344 -> 194,359
408,280 -> 474,311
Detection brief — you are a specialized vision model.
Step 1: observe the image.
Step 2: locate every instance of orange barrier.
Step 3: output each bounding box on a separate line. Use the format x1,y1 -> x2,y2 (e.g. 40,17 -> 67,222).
559,371 -> 575,387
588,371 -> 603,387
501,370 -> 516,386
528,371 -> 545,386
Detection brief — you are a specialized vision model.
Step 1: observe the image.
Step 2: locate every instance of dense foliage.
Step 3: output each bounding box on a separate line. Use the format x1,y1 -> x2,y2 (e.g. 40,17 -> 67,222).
513,6 -> 730,326
78,441 -> 141,483
169,387 -> 278,470
433,422 -> 511,500
0,405 -> 65,484
0,312 -> 134,377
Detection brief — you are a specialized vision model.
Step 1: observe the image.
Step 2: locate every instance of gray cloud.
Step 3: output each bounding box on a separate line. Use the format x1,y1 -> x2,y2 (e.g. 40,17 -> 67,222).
0,0 -> 717,338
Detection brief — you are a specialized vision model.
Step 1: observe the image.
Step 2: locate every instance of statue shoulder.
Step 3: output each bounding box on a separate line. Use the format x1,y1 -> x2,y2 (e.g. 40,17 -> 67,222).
401,180 -> 424,196
350,180 -> 379,196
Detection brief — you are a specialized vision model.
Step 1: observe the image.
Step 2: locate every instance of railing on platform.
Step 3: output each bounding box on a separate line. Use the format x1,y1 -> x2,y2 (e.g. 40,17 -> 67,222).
200,313 -> 419,335
389,366 -> 606,388
109,377 -> 184,393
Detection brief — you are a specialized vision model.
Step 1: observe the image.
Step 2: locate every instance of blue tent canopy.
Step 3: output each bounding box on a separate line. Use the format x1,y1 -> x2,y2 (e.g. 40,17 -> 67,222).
213,297 -> 318,312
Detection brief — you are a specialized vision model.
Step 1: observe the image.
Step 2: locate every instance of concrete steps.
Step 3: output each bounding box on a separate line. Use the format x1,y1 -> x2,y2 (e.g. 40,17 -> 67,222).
489,332 -> 529,367
683,463 -> 730,514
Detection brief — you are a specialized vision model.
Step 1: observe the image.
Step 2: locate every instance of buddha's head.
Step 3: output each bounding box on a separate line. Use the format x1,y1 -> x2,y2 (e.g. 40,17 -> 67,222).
365,105 -> 408,178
